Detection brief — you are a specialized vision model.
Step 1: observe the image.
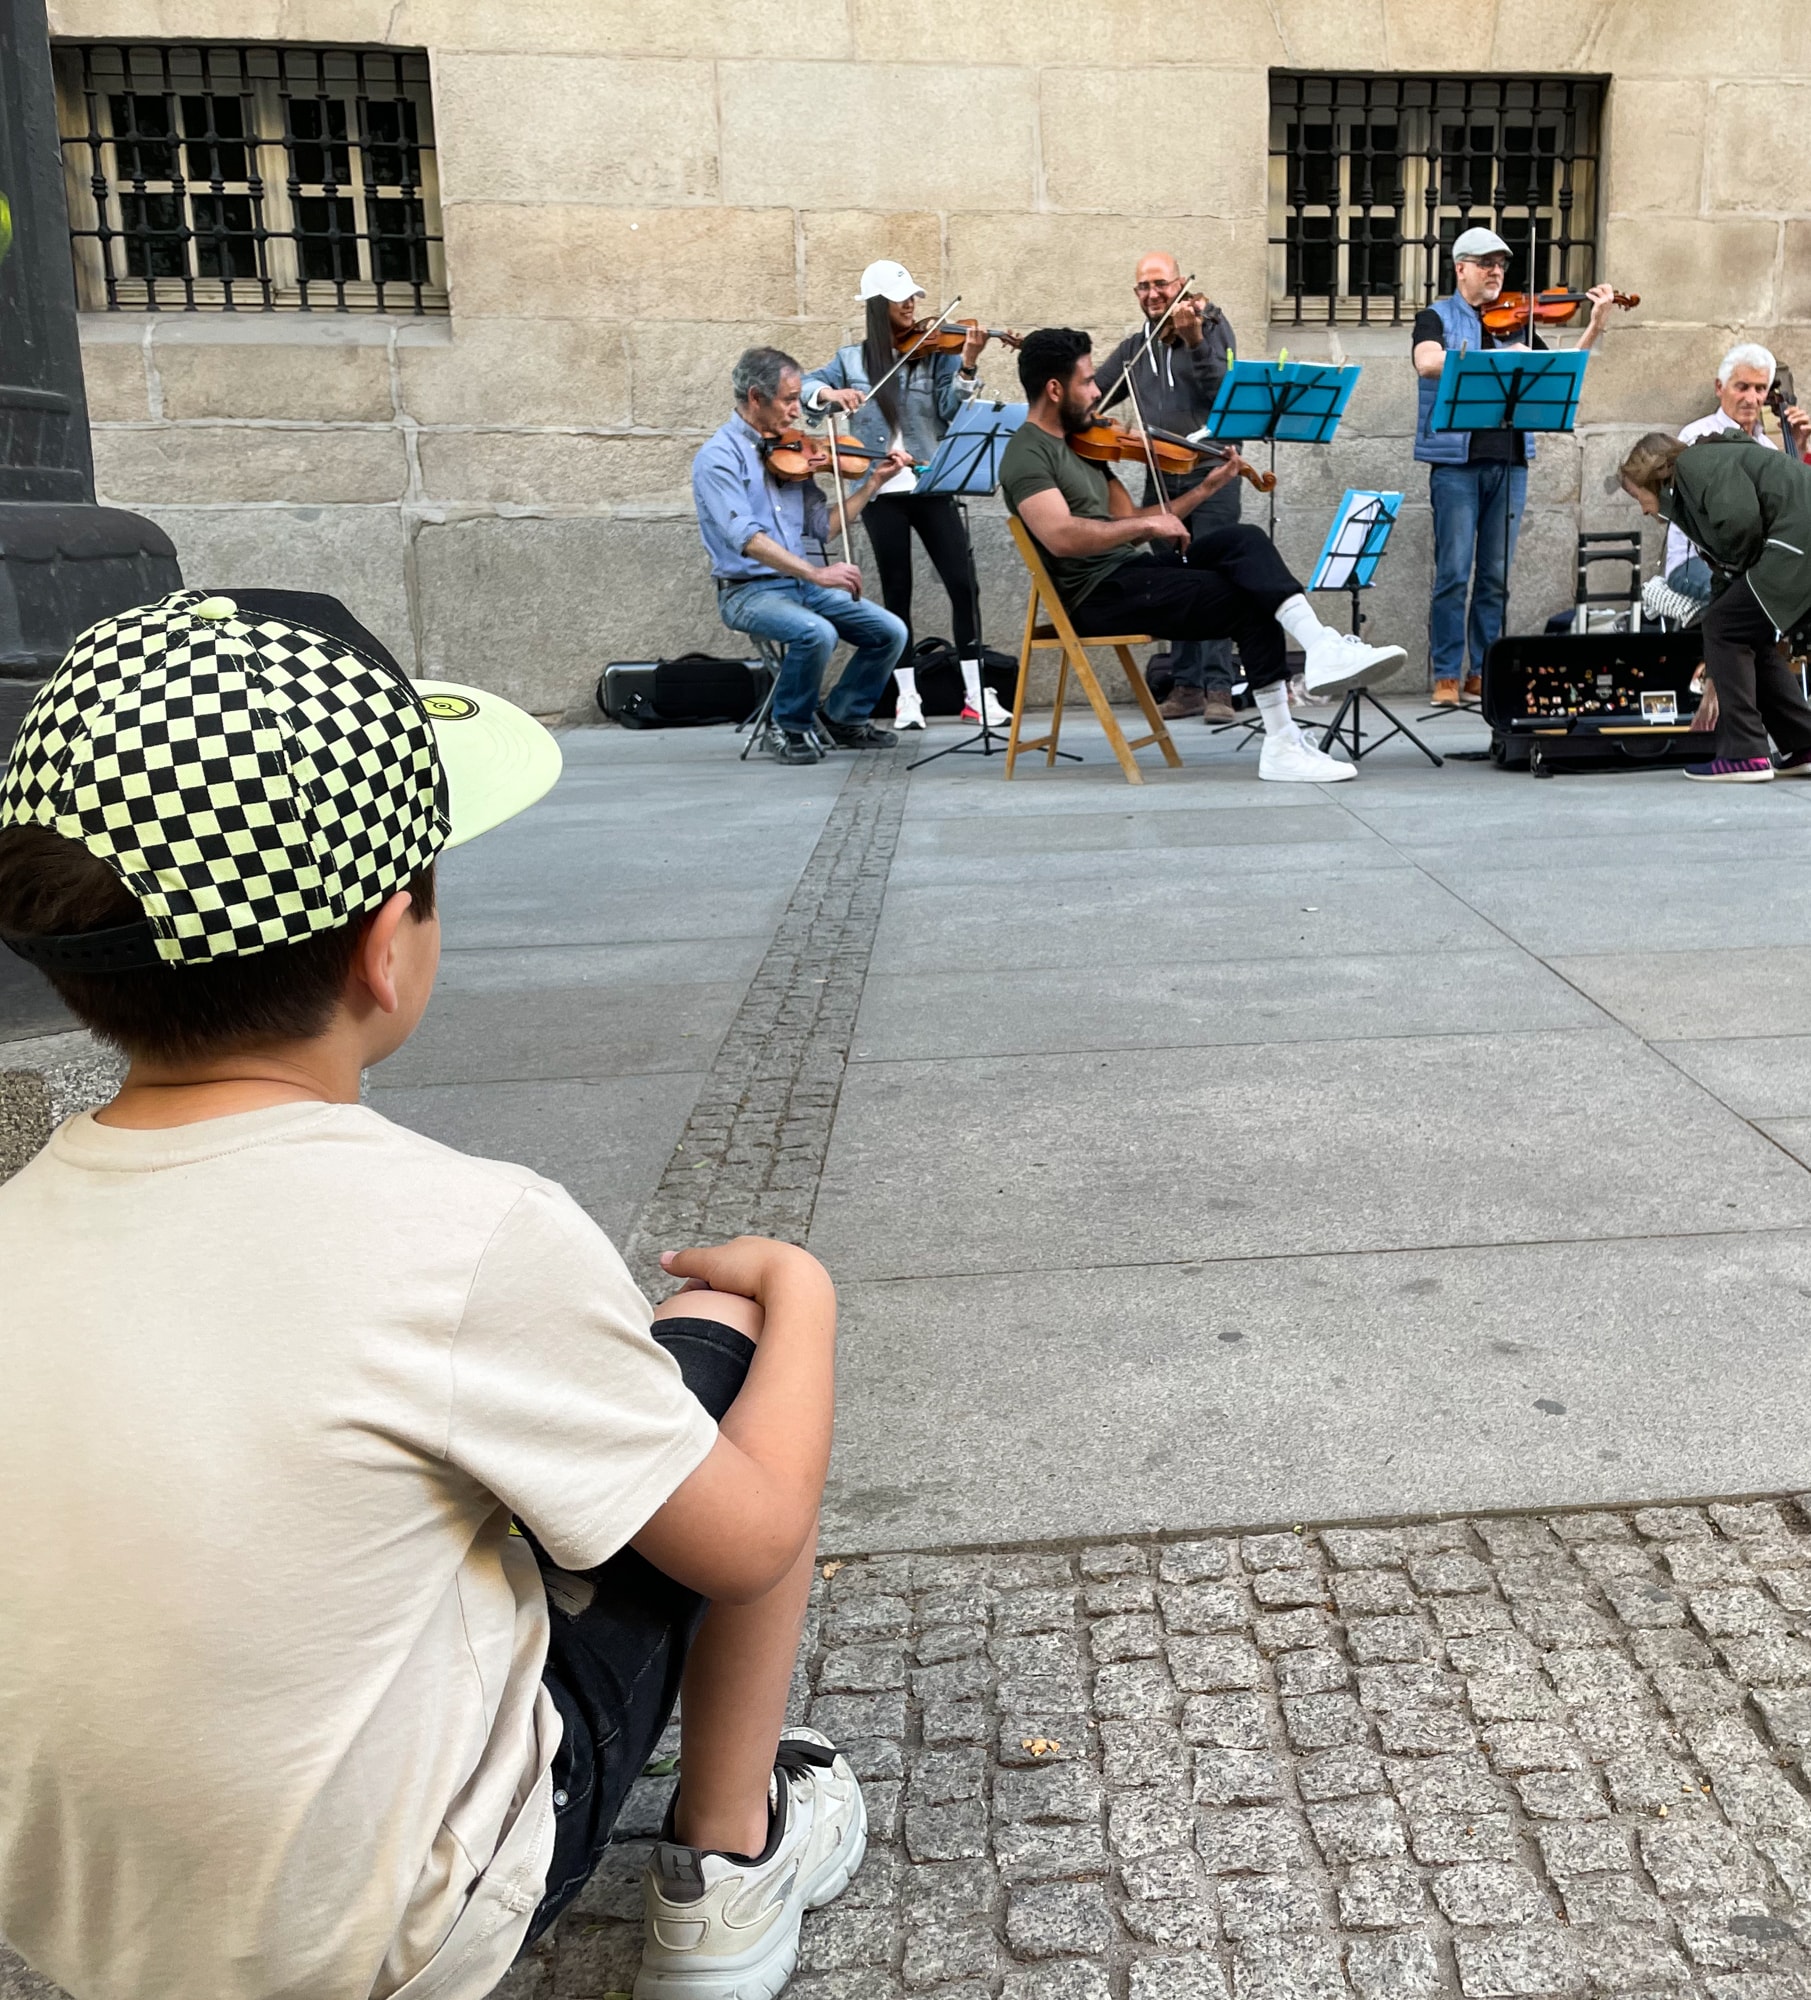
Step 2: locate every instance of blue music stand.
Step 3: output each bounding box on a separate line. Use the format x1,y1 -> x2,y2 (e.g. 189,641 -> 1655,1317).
1424,346 -> 1589,722
1199,359 -> 1362,534
1302,490 -> 1441,768
910,400 -> 1070,768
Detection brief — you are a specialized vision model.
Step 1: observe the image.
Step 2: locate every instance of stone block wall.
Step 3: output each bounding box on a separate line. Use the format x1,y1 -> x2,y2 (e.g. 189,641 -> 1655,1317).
46,0 -> 1811,713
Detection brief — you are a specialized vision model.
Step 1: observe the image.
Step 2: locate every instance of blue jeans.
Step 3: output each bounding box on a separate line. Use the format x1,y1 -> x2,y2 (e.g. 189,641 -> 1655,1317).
719,578 -> 906,736
1428,462 -> 1528,680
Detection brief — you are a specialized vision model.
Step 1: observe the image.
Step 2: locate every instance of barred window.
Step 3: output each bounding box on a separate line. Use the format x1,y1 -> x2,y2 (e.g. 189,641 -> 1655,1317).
1269,75 -> 1603,326
54,42 -> 446,313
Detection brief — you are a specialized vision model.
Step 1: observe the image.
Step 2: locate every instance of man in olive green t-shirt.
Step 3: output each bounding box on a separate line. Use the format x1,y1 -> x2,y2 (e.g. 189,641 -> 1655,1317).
1000,327 -> 1408,784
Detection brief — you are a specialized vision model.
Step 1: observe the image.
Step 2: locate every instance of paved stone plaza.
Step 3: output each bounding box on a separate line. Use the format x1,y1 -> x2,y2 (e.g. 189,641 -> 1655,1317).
10,711 -> 1811,1999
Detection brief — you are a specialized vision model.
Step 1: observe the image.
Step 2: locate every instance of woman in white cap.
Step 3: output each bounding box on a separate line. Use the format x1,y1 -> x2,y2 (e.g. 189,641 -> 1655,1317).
804,259 -> 1014,729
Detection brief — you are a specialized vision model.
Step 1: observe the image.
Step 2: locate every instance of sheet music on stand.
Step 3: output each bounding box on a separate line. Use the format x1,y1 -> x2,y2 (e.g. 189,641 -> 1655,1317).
1310,490 -> 1402,595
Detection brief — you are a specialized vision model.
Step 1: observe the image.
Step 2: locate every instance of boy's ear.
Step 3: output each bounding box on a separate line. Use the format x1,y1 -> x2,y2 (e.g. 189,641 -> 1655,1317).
352,891 -> 419,1017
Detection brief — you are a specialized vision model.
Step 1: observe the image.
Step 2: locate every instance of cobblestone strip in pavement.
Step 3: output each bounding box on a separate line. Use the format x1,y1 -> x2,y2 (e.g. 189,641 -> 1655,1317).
516,1496 -> 1811,2000
621,748 -> 908,1293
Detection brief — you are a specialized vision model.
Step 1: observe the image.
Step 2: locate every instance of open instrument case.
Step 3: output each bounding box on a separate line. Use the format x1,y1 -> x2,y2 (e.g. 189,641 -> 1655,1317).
1481,630 -> 1711,776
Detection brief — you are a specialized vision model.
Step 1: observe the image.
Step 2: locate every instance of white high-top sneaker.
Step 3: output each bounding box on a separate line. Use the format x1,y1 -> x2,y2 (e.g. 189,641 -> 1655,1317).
1302,630 -> 1407,699
634,1728 -> 866,2000
1258,729 -> 1356,784
893,687 -> 926,730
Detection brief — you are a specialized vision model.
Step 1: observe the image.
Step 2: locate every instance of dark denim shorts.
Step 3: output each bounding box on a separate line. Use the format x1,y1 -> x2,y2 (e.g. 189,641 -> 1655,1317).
519,1313 -> 755,1945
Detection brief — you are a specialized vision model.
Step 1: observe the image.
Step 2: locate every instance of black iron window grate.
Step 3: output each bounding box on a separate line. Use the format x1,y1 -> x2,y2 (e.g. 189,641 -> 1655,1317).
1269,74 -> 1603,326
54,41 -> 446,313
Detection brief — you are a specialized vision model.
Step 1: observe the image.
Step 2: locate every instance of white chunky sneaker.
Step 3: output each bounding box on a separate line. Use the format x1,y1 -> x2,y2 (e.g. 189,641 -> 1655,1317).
1258,730 -> 1356,784
1302,630 -> 1407,699
892,688 -> 926,730
634,1728 -> 866,2000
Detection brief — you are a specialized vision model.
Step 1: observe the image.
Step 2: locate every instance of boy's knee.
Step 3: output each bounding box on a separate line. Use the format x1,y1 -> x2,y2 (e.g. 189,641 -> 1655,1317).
653,1287 -> 764,1344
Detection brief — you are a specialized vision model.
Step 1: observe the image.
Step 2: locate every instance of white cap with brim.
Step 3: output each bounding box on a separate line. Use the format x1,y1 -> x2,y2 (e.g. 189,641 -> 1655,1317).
414,681 -> 563,849
1451,227 -> 1511,261
858,258 -> 925,303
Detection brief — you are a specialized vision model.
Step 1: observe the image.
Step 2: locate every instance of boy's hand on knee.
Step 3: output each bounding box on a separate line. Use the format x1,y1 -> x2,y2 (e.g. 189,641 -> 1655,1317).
662,1236 -> 833,1309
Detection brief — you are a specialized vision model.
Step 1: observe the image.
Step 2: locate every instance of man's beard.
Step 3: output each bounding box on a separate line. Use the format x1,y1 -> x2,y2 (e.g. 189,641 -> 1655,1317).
1058,388 -> 1095,435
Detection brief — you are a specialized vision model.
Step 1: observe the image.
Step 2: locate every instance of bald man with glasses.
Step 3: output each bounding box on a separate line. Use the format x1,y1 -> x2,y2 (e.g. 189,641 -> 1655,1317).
1095,254 -> 1245,723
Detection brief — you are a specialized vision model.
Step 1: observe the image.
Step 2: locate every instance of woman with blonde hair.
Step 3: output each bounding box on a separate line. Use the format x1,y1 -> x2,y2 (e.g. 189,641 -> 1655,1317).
1620,428 -> 1811,781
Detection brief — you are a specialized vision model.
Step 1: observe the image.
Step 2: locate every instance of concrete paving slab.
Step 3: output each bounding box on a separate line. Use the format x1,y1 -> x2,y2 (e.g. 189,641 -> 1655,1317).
869,869 -> 1499,976
822,1230 -> 1811,1549
369,1070 -> 705,1242
1392,824 -> 1811,873
1426,856 -> 1811,955
852,949 -> 1604,1063
1759,1121 -> 1811,1171
894,800 -> 1382,856
1550,947 -> 1811,1039
382,960 -> 751,1086
1655,1036 -> 1811,1120
887,834 -> 1411,890
810,1029 -> 1811,1282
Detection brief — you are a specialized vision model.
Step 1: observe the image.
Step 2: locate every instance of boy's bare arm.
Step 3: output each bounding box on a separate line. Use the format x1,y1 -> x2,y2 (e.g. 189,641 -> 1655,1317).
629,1237 -> 836,1603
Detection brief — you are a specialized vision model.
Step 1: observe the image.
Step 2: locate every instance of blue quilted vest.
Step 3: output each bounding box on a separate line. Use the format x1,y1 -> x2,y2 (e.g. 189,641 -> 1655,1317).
1414,291 -> 1537,466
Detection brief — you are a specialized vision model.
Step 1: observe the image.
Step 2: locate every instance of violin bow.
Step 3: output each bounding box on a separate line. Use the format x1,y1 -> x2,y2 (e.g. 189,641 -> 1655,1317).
1113,367 -> 1172,537
1097,274 -> 1197,408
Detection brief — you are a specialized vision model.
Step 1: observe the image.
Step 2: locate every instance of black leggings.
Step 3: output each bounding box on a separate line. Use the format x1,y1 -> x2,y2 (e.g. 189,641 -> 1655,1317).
1704,575 -> 1811,762
1070,525 -> 1303,689
861,492 -> 979,657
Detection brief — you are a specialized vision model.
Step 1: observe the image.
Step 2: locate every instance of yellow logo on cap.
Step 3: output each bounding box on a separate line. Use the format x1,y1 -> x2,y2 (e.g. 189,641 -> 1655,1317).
421,693 -> 479,720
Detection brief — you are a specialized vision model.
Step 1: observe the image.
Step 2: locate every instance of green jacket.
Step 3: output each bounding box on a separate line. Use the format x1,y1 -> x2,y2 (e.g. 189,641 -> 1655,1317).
1660,430 -> 1811,632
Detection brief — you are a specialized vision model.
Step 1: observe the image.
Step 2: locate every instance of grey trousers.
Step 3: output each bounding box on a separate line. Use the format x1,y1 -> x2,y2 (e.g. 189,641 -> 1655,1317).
1144,470 -> 1242,691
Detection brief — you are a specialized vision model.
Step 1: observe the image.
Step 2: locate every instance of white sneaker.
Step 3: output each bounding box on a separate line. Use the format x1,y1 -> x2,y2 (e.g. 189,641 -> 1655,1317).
1258,730 -> 1356,784
893,688 -> 926,730
962,687 -> 1011,727
634,1728 -> 866,2000
1302,631 -> 1407,699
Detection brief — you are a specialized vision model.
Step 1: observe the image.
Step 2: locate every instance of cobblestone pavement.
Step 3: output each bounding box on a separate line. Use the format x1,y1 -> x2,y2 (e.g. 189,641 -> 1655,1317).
503,1495 -> 1811,2000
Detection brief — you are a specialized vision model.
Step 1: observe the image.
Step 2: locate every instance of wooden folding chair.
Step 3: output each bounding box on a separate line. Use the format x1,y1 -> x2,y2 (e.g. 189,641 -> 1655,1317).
1004,518 -> 1182,785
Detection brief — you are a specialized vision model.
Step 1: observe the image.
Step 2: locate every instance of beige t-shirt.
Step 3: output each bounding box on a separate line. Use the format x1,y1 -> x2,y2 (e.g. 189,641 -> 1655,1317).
0,1102 -> 719,2000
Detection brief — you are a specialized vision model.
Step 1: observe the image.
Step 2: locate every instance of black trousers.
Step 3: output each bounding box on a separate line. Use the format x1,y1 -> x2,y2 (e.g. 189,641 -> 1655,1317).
1705,576 -> 1811,763
1142,471 -> 1241,692
861,492 -> 979,657
1070,525 -> 1302,689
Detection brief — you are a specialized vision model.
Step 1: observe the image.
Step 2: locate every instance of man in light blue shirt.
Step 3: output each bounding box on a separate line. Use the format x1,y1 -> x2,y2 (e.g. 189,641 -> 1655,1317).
693,347 -> 910,764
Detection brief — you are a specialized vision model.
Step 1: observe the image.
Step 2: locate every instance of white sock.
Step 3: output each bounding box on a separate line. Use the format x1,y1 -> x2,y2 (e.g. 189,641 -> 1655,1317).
1273,593 -> 1331,654
959,659 -> 984,709
894,666 -> 919,699
1254,681 -> 1297,741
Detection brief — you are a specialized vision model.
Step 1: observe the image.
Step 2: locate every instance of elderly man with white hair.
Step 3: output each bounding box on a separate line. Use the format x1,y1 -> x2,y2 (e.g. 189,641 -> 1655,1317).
1645,342 -> 1811,625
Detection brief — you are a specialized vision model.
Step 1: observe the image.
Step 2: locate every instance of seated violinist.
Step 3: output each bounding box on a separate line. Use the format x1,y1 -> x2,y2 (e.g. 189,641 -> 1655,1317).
691,346 -> 910,765
998,328 -> 1406,784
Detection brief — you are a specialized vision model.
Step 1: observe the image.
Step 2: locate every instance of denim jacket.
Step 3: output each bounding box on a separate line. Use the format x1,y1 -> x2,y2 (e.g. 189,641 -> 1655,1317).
802,344 -> 978,467
1413,292 -> 1538,467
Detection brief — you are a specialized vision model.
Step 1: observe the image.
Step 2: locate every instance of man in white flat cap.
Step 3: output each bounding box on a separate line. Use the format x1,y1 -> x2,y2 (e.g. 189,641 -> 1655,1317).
1411,226 -> 1619,704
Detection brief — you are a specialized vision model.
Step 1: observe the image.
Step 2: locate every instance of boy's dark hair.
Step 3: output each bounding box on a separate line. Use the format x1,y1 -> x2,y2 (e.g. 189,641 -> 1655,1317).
0,823 -> 436,1065
1018,327 -> 1092,403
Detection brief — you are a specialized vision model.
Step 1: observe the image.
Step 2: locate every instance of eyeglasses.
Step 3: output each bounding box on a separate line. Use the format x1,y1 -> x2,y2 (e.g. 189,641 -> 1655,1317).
1134,281 -> 1179,294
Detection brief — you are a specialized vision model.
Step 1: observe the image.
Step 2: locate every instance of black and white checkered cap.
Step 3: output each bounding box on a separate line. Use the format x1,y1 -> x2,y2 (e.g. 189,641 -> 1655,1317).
0,589 -> 448,966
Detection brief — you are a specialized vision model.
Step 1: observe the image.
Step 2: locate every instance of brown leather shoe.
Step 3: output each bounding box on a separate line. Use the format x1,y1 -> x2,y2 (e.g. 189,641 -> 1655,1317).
1160,686 -> 1206,719
1430,678 -> 1461,706
1200,692 -> 1239,724
1461,673 -> 1482,700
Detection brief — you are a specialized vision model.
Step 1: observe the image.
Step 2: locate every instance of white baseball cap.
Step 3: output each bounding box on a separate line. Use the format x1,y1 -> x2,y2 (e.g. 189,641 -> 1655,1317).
1451,227 -> 1511,262
858,259 -> 925,303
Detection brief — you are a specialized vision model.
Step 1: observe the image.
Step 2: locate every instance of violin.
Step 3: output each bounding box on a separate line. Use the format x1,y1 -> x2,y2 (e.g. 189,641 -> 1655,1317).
1156,292 -> 1219,345
897,317 -> 1023,355
759,429 -> 878,483
1768,363 -> 1799,426
1068,417 -> 1278,494
1479,289 -> 1639,336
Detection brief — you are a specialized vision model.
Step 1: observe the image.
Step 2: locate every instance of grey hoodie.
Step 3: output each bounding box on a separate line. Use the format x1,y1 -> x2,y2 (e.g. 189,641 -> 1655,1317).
1095,304 -> 1236,441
